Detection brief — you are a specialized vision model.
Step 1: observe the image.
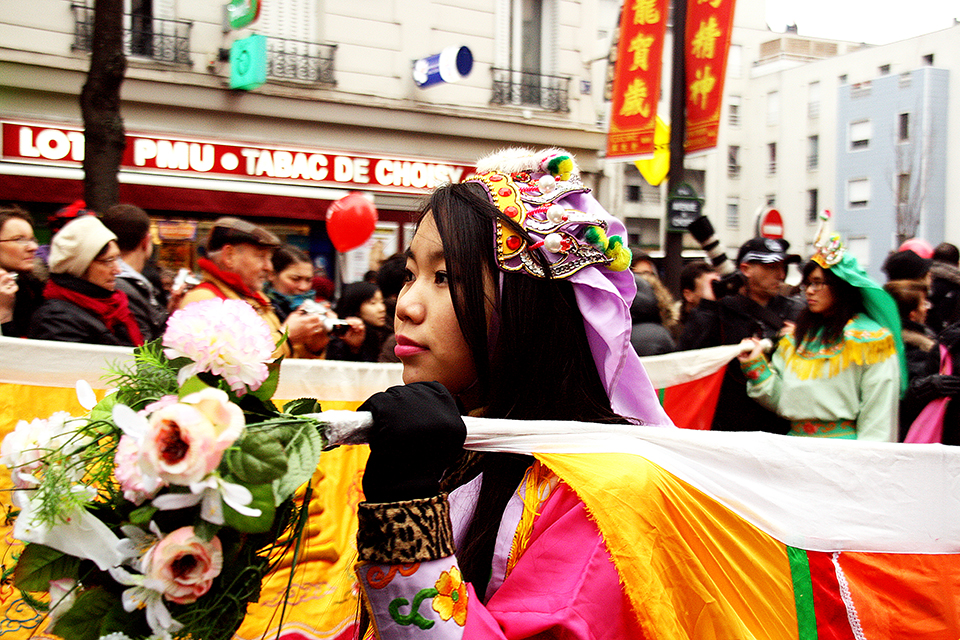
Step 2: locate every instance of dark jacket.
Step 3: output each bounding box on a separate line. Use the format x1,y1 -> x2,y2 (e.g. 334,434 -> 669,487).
687,292 -> 803,434
901,322 -> 960,443
116,272 -> 167,342
326,325 -> 388,363
1,272 -> 44,338
29,274 -> 140,347
630,276 -> 675,356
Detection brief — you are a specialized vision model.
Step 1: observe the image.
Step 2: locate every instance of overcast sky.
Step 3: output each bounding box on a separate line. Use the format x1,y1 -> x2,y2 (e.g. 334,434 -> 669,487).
765,0 -> 959,44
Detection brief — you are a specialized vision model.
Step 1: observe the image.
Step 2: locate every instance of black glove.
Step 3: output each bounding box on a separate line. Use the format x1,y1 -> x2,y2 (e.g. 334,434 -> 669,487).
911,374 -> 960,405
360,382 -> 467,503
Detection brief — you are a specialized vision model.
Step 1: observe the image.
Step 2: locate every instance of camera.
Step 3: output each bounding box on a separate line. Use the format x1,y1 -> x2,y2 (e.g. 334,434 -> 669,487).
687,215 -> 734,276
299,298 -> 328,315
173,268 -> 200,292
323,317 -> 351,337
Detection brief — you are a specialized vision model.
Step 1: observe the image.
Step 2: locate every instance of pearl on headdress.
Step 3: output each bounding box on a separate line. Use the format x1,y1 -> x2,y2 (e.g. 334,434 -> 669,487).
538,175 -> 556,193
546,204 -> 566,223
543,233 -> 563,253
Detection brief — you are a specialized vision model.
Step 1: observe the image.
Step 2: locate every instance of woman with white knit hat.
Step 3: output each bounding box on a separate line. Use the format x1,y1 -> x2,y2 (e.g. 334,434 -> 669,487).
29,215 -> 144,346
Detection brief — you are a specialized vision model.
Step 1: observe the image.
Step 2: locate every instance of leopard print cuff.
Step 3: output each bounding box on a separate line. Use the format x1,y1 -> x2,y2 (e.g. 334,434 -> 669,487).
356,494 -> 456,563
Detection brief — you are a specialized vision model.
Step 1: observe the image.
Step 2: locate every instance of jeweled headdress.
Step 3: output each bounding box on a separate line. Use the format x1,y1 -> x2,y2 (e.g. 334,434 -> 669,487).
466,148 -> 632,279
463,148 -> 672,426
811,210 -> 845,268
806,209 -> 907,394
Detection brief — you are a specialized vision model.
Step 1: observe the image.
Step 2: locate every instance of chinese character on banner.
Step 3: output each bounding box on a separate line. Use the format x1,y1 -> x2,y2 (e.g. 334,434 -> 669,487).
606,0 -> 670,159
685,0 -> 737,154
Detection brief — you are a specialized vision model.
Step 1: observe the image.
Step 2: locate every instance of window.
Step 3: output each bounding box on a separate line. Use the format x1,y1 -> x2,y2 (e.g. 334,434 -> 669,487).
848,178 -> 870,208
494,0 -> 560,108
898,112 -> 910,142
727,145 -> 741,177
728,95 -> 741,127
726,198 -> 739,229
767,142 -> 777,174
807,135 -> 819,170
879,64 -> 891,75
898,173 -> 911,204
923,53 -> 934,66
727,45 -> 742,78
808,81 -> 820,119
807,189 -> 819,223
767,91 -> 779,125
849,120 -> 871,150
626,184 -> 640,202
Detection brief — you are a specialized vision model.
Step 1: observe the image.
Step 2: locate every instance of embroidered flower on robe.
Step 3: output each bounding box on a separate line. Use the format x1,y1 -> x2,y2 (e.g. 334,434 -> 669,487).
432,566 -> 468,626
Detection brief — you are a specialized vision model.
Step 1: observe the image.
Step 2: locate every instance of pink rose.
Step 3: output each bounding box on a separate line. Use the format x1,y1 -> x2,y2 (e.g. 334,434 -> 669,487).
114,435 -> 161,504
142,389 -> 244,486
143,527 -> 222,604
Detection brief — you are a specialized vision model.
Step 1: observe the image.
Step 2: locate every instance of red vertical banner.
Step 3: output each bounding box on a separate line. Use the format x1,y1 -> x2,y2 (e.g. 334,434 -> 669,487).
606,0 -> 670,159
684,0 -> 737,154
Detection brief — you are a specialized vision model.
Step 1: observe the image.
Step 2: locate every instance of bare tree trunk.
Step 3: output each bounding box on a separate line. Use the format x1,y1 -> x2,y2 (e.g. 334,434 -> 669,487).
80,0 -> 127,212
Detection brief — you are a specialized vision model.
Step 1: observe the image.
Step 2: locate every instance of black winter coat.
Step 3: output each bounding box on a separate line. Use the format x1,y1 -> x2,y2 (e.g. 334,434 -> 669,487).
29,274 -> 140,347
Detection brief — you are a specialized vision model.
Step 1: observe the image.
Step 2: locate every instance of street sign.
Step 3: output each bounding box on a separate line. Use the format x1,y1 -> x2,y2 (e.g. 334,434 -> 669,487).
229,34 -> 267,91
667,183 -> 703,232
758,208 -> 784,239
224,0 -> 260,31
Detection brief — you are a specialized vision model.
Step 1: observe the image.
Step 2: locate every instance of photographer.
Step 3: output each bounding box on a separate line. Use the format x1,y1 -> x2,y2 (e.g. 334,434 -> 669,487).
681,237 -> 803,434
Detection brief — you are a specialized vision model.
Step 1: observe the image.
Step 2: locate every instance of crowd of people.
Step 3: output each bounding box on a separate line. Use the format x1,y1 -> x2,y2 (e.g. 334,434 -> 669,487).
0,204 -> 402,363
629,230 -> 960,444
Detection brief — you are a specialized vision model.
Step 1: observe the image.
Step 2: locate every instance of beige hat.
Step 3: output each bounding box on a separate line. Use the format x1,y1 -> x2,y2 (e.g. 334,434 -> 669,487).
49,216 -> 118,277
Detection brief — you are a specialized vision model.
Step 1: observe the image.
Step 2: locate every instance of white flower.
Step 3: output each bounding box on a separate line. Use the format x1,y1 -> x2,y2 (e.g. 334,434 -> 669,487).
13,494 -> 122,571
0,412 -> 83,488
152,474 -> 260,525
109,565 -> 183,640
162,298 -> 276,395
75,379 -> 97,411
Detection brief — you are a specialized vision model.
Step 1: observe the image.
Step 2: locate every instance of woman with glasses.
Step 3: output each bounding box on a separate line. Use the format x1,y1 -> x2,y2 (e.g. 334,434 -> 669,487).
29,216 -> 144,347
0,205 -> 44,338
738,231 -> 905,441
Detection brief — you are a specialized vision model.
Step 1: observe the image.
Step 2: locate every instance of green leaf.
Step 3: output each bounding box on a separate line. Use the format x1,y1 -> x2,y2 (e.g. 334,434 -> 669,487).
50,587 -> 119,640
194,518 -> 222,543
178,374 -> 214,399
223,432 -> 288,484
13,544 -> 81,592
128,505 -> 158,527
88,393 -> 118,425
250,360 -> 281,403
272,421 -> 324,504
283,398 -> 322,416
222,483 -> 276,533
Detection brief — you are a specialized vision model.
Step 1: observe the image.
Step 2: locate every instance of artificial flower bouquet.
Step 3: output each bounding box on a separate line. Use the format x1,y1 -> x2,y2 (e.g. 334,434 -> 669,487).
1,299 -> 326,640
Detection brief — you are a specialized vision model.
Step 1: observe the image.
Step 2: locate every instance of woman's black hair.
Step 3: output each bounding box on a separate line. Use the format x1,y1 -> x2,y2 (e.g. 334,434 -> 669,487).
271,244 -> 310,275
423,182 -> 625,597
794,260 -> 864,345
334,281 -> 379,319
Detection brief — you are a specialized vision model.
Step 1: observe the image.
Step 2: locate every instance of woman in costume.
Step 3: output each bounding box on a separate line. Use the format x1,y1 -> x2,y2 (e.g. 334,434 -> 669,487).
738,226 -> 904,441
354,148 -> 674,638
30,216 -> 144,347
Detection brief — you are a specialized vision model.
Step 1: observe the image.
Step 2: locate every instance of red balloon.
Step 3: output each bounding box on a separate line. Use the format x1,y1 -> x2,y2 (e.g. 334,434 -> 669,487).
325,193 -> 377,252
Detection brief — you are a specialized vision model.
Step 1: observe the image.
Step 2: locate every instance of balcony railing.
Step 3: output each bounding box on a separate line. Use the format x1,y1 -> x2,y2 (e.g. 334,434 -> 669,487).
72,3 -> 192,65
265,36 -> 337,86
490,68 -> 570,112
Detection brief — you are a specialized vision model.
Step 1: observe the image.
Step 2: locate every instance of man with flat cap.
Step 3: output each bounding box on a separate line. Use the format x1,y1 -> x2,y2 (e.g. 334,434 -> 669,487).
681,236 -> 804,433
177,217 -> 324,356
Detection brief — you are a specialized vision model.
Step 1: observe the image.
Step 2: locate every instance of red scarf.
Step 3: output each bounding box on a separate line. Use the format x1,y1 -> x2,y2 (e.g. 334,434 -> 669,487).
196,257 -> 272,307
44,279 -> 144,346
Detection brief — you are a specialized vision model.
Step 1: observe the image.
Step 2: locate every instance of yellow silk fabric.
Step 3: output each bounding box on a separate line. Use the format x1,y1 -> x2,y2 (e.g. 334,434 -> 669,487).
536,452 -> 799,640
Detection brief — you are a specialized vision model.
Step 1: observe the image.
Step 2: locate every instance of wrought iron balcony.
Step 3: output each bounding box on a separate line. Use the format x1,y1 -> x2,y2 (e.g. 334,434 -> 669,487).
265,36 -> 337,86
72,3 -> 192,65
490,68 -> 570,113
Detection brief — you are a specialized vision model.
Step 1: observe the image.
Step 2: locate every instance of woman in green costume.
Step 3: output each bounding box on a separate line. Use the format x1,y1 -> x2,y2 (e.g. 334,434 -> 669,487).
739,228 -> 906,441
